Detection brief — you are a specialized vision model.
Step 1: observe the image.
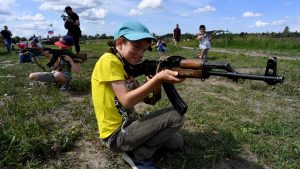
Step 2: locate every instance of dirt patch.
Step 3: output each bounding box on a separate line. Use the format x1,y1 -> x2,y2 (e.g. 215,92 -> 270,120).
235,67 -> 263,73
210,48 -> 300,61
0,60 -> 18,68
0,74 -> 15,78
41,94 -> 113,169
182,46 -> 300,60
43,139 -> 109,169
186,78 -> 243,91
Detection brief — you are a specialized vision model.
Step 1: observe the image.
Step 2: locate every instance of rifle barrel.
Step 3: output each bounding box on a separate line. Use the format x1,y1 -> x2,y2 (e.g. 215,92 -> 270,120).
208,71 -> 284,85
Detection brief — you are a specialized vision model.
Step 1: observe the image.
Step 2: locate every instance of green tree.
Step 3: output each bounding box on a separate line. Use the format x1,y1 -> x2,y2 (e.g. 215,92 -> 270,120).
283,26 -> 290,37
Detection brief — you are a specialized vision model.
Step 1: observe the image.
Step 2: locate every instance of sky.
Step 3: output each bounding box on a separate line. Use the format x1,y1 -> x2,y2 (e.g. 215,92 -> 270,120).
1,0 -> 300,38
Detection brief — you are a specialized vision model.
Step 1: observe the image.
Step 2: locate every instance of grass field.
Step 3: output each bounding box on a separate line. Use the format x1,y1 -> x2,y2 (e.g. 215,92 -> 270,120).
0,38 -> 299,169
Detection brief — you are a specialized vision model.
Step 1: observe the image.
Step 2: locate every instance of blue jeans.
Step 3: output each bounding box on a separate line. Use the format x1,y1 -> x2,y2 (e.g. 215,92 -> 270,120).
105,107 -> 185,161
4,38 -> 12,53
19,52 -> 32,63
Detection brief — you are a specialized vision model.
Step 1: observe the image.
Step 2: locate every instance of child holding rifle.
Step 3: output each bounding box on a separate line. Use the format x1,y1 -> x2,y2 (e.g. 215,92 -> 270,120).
29,35 -> 80,92
91,20 -> 185,169
196,24 -> 215,61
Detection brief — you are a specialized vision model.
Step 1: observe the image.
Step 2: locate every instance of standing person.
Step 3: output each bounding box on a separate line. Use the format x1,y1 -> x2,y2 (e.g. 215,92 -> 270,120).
91,20 -> 185,169
1,26 -> 13,53
29,35 -> 80,92
64,6 -> 81,54
196,25 -> 215,61
173,24 -> 181,47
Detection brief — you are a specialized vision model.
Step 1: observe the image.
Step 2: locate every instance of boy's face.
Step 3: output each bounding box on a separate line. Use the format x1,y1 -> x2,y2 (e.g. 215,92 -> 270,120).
200,28 -> 206,34
119,39 -> 151,65
65,9 -> 73,16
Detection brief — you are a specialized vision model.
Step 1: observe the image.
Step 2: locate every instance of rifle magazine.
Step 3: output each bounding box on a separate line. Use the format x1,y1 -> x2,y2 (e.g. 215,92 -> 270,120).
162,83 -> 188,115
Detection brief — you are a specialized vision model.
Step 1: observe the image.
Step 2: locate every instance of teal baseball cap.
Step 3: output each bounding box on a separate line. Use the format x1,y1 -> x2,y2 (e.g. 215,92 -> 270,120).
114,20 -> 156,41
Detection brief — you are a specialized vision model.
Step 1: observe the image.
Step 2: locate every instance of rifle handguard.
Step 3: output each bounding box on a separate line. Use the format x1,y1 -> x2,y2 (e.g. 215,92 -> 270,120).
169,58 -> 205,78
170,67 -> 204,78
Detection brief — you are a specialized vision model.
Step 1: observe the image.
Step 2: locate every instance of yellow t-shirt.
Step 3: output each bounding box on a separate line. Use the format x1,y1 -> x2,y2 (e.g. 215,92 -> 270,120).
91,52 -> 127,139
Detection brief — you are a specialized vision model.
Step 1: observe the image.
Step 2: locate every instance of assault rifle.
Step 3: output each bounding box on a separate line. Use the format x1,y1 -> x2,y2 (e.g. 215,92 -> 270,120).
128,56 -> 284,115
20,47 -> 87,70
61,14 -> 73,23
196,30 -> 227,37
61,14 -> 75,30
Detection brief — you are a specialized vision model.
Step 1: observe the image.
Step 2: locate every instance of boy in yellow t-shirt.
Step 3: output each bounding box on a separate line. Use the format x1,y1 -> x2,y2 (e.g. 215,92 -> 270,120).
91,20 -> 185,169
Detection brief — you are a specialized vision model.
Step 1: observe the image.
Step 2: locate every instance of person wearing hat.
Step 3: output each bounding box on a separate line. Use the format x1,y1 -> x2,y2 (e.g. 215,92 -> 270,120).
28,38 -> 43,48
91,20 -> 185,168
29,35 -> 80,92
63,6 -> 81,54
18,38 -> 43,63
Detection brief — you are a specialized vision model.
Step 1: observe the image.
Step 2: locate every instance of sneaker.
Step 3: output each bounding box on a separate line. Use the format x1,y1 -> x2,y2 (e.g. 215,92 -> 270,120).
122,153 -> 156,169
60,84 -> 70,92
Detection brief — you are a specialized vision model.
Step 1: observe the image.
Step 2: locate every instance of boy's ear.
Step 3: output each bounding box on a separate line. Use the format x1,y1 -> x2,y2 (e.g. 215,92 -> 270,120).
115,37 -> 125,44
115,38 -> 123,48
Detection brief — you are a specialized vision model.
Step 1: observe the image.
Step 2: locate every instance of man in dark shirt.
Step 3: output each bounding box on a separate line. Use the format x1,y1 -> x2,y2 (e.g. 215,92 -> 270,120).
1,26 -> 13,53
64,6 -> 81,54
173,24 -> 181,47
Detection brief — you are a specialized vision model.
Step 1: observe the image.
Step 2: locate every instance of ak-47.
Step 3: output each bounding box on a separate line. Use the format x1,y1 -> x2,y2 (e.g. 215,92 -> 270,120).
20,47 -> 87,70
196,30 -> 227,37
128,56 -> 284,115
61,14 -> 73,23
207,30 -> 226,34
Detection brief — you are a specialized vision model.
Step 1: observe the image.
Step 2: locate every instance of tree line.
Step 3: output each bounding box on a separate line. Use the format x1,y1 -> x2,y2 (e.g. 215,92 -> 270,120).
7,26 -> 299,43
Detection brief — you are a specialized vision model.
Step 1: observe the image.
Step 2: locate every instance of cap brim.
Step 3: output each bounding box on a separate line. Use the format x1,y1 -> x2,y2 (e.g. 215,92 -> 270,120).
124,32 -> 156,41
54,41 -> 68,48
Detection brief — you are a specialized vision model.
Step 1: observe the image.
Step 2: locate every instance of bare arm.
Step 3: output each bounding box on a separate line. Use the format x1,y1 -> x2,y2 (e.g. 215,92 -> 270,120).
63,55 -> 80,73
111,69 -> 184,108
196,34 -> 206,40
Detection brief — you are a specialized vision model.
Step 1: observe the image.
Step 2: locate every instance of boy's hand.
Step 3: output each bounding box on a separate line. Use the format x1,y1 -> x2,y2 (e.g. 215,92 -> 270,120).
42,50 -> 49,56
156,69 -> 185,84
63,55 -> 73,62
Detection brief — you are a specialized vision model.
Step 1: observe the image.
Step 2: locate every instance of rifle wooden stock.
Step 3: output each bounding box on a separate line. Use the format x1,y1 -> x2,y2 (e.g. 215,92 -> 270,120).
179,59 -> 204,69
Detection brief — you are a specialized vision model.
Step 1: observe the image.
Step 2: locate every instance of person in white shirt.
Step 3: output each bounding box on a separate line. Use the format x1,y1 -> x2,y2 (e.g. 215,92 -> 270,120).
196,25 -> 215,61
